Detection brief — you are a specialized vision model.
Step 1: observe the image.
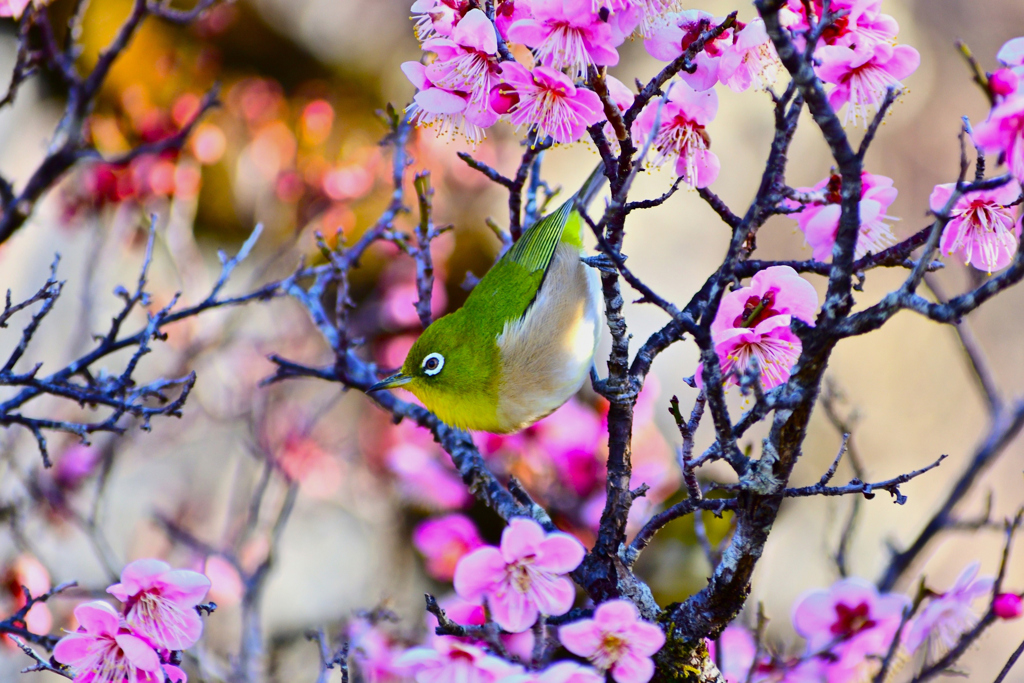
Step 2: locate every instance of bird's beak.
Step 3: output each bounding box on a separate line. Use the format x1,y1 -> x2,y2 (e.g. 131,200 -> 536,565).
368,373 -> 412,392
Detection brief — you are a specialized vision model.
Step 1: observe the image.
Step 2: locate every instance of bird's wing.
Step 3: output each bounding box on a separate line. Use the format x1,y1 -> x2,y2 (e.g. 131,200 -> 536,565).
463,165 -> 607,329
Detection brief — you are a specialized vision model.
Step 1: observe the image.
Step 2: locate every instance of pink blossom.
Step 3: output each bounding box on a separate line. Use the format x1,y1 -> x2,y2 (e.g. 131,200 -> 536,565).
429,594 -> 535,660
397,638 -> 523,683
53,445 -> 103,490
53,601 -> 167,683
0,0 -> 31,19
906,562 -> 993,655
788,172 -> 899,261
929,180 -> 1022,273
782,0 -> 899,54
411,0 -> 469,41
106,559 -> 211,651
504,661 -> 605,683
792,578 -> 910,683
386,441 -> 472,510
699,266 -> 818,391
453,517 -> 584,632
993,593 -> 1023,620
718,19 -> 780,93
973,95 -> 1024,183
559,600 -> 665,683
705,625 -> 761,683
403,61 -> 488,144
349,617 -> 408,683
2,555 -> 52,642
997,37 -> 1024,78
816,41 -> 920,127
625,0 -> 683,38
644,11 -> 732,91
423,9 -> 503,122
498,62 -> 605,144
631,79 -> 719,188
507,0 -> 626,79
413,514 -> 484,581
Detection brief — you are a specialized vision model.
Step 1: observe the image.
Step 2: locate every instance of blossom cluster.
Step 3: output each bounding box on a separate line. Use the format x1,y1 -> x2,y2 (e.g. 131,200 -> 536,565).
708,565 -> 1023,683
53,560 -> 211,683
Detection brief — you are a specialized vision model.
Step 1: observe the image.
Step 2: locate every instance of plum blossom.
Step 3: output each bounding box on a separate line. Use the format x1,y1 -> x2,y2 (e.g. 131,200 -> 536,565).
423,10 -> 503,120
0,0 -> 31,19
397,638 -> 523,683
498,63 -> 605,144
788,172 -> 899,261
699,266 -> 818,391
429,594 -> 535,660
507,0 -> 628,79
973,95 -> 1024,183
718,19 -> 780,93
906,562 -> 993,655
793,578 -> 910,683
403,61 -> 488,144
997,37 -> 1024,78
504,661 -> 605,683
413,514 -> 484,581
816,41 -> 920,127
453,517 -> 584,632
2,555 -> 52,643
994,593 -> 1023,619
631,79 -> 719,188
53,601 -> 175,683
782,0 -> 899,54
106,559 -> 211,651
410,0 -> 469,41
559,600 -> 665,683
930,180 -> 1022,273
644,11 -> 732,91
990,69 -> 1020,101
349,617 -> 409,683
386,440 -> 472,510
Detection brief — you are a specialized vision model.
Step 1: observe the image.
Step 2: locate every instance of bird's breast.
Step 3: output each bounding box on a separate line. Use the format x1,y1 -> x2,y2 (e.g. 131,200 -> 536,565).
493,243 -> 602,433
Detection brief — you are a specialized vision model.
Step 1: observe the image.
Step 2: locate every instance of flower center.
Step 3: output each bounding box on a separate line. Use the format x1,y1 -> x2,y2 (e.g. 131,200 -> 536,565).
508,554 -> 537,593
735,290 -> 781,328
830,601 -> 877,637
592,633 -> 628,670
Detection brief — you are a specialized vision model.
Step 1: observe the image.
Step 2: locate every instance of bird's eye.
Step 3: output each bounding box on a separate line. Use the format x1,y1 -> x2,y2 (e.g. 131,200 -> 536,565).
422,352 -> 445,376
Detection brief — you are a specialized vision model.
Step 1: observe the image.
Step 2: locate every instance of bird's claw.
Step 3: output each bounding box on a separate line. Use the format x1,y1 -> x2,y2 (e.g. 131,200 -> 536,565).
581,253 -> 622,274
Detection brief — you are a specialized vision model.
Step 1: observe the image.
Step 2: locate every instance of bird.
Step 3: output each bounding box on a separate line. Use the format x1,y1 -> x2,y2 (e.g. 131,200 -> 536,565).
368,167 -> 606,433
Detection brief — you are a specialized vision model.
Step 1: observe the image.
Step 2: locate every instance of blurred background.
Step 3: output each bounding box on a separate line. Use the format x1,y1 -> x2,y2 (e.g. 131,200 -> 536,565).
0,0 -> 1022,680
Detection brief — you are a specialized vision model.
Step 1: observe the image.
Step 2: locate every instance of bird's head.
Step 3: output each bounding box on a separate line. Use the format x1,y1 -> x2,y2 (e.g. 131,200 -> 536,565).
368,312 -> 501,429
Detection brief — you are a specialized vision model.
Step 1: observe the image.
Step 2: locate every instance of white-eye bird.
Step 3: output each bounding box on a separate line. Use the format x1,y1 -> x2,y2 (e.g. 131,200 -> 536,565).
368,168 -> 606,433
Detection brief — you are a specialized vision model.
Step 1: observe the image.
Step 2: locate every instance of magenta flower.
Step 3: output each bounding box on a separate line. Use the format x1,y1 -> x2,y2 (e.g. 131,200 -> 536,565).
788,172 -> 898,261
499,62 -> 605,144
413,514 -> 484,581
504,661 -> 605,683
973,95 -> 1024,184
929,180 -> 1022,273
397,638 -> 523,683
106,559 -> 211,651
429,594 -> 536,660
906,562 -> 993,655
453,517 -> 584,632
699,266 -> 818,391
349,617 -> 409,683
0,0 -> 31,20
559,600 -> 665,683
993,593 -> 1023,620
718,19 -> 780,93
631,79 -> 719,188
792,578 -> 909,683
53,601 -> 168,683
507,0 -> 626,79
990,69 -> 1020,101
816,41 -> 920,127
644,10 -> 732,91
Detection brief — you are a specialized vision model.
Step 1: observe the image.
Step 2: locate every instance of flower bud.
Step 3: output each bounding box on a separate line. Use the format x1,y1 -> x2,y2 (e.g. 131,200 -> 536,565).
993,593 -> 1023,620
989,68 -> 1019,99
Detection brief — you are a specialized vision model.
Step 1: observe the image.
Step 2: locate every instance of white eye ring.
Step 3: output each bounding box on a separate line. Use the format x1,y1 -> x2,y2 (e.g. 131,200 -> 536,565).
422,352 -> 445,376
